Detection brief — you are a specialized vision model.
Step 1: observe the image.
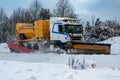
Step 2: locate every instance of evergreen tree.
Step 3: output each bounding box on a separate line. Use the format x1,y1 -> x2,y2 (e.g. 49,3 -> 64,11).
0,7 -> 9,42
40,8 -> 52,20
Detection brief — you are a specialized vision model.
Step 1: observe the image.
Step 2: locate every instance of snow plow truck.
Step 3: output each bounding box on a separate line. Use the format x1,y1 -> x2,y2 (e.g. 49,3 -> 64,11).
9,17 -> 111,54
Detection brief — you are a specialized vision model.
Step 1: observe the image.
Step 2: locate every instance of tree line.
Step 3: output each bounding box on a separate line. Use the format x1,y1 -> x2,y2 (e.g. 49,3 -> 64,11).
0,0 -> 77,42
0,0 -> 120,43
84,18 -> 120,42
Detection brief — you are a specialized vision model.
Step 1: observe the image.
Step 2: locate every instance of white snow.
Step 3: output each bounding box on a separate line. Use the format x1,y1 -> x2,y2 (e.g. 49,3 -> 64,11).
0,43 -> 10,53
0,53 -> 120,80
0,59 -> 120,80
0,36 -> 120,80
101,36 -> 120,54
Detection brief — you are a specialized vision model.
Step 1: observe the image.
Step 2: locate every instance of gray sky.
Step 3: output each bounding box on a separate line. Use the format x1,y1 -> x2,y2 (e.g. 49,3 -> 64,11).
0,0 -> 120,22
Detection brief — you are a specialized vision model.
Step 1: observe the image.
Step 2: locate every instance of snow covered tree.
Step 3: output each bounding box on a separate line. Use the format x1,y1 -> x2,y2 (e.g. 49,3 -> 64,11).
84,21 -> 94,42
103,20 -> 120,38
0,7 -> 8,24
85,18 -> 120,42
53,0 -> 77,18
0,7 -> 9,42
85,18 -> 106,42
94,18 -> 102,41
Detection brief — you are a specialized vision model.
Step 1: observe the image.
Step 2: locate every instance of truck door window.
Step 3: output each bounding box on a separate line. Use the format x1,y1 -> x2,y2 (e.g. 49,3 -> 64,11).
58,25 -> 63,33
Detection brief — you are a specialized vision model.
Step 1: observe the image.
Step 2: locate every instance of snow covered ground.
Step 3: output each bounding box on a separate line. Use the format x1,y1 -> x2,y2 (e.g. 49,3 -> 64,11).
0,43 -> 10,53
0,58 -> 120,80
0,36 -> 120,80
0,53 -> 120,80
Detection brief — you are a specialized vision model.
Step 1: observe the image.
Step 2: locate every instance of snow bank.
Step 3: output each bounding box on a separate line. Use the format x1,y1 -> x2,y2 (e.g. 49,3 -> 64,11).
0,43 -> 10,52
101,36 -> 120,54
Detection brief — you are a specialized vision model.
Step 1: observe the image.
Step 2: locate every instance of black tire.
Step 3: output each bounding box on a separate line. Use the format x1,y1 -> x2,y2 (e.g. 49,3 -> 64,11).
27,44 -> 32,49
19,42 -> 25,47
33,43 -> 39,50
10,48 -> 14,52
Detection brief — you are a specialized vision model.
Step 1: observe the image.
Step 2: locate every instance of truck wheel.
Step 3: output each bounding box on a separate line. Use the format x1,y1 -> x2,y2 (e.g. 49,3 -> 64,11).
33,43 -> 39,50
27,44 -> 32,49
19,43 -> 25,47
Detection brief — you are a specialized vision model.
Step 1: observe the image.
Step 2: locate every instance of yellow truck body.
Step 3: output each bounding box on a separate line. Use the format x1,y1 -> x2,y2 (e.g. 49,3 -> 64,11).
16,20 -> 50,43
16,23 -> 34,41
16,23 -> 33,31
34,20 -> 50,40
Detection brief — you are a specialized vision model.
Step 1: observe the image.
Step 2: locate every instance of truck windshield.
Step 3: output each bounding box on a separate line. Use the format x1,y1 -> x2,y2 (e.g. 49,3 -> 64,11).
64,25 -> 83,34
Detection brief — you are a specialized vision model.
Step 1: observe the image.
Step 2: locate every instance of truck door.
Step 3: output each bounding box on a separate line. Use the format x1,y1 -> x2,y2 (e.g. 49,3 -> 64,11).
51,22 -> 69,43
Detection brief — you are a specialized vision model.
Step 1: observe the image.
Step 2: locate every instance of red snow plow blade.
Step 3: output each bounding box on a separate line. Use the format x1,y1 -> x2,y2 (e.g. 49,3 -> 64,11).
7,42 -> 33,53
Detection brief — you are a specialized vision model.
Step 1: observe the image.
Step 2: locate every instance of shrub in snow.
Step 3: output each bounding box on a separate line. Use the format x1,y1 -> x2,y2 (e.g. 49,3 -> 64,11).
29,76 -> 36,80
68,57 -> 96,69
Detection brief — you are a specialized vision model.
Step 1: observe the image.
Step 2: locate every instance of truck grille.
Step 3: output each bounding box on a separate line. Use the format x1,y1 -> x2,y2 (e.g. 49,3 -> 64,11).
71,36 -> 82,41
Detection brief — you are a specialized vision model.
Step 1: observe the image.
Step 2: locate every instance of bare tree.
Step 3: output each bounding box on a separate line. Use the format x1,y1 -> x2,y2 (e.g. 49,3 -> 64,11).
9,0 -> 52,34
29,0 -> 42,21
24,10 -> 32,23
53,0 -> 77,18
9,8 -> 25,35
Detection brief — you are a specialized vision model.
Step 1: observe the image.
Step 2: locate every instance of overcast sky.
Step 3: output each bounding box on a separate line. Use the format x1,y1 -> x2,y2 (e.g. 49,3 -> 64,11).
0,0 -> 120,22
